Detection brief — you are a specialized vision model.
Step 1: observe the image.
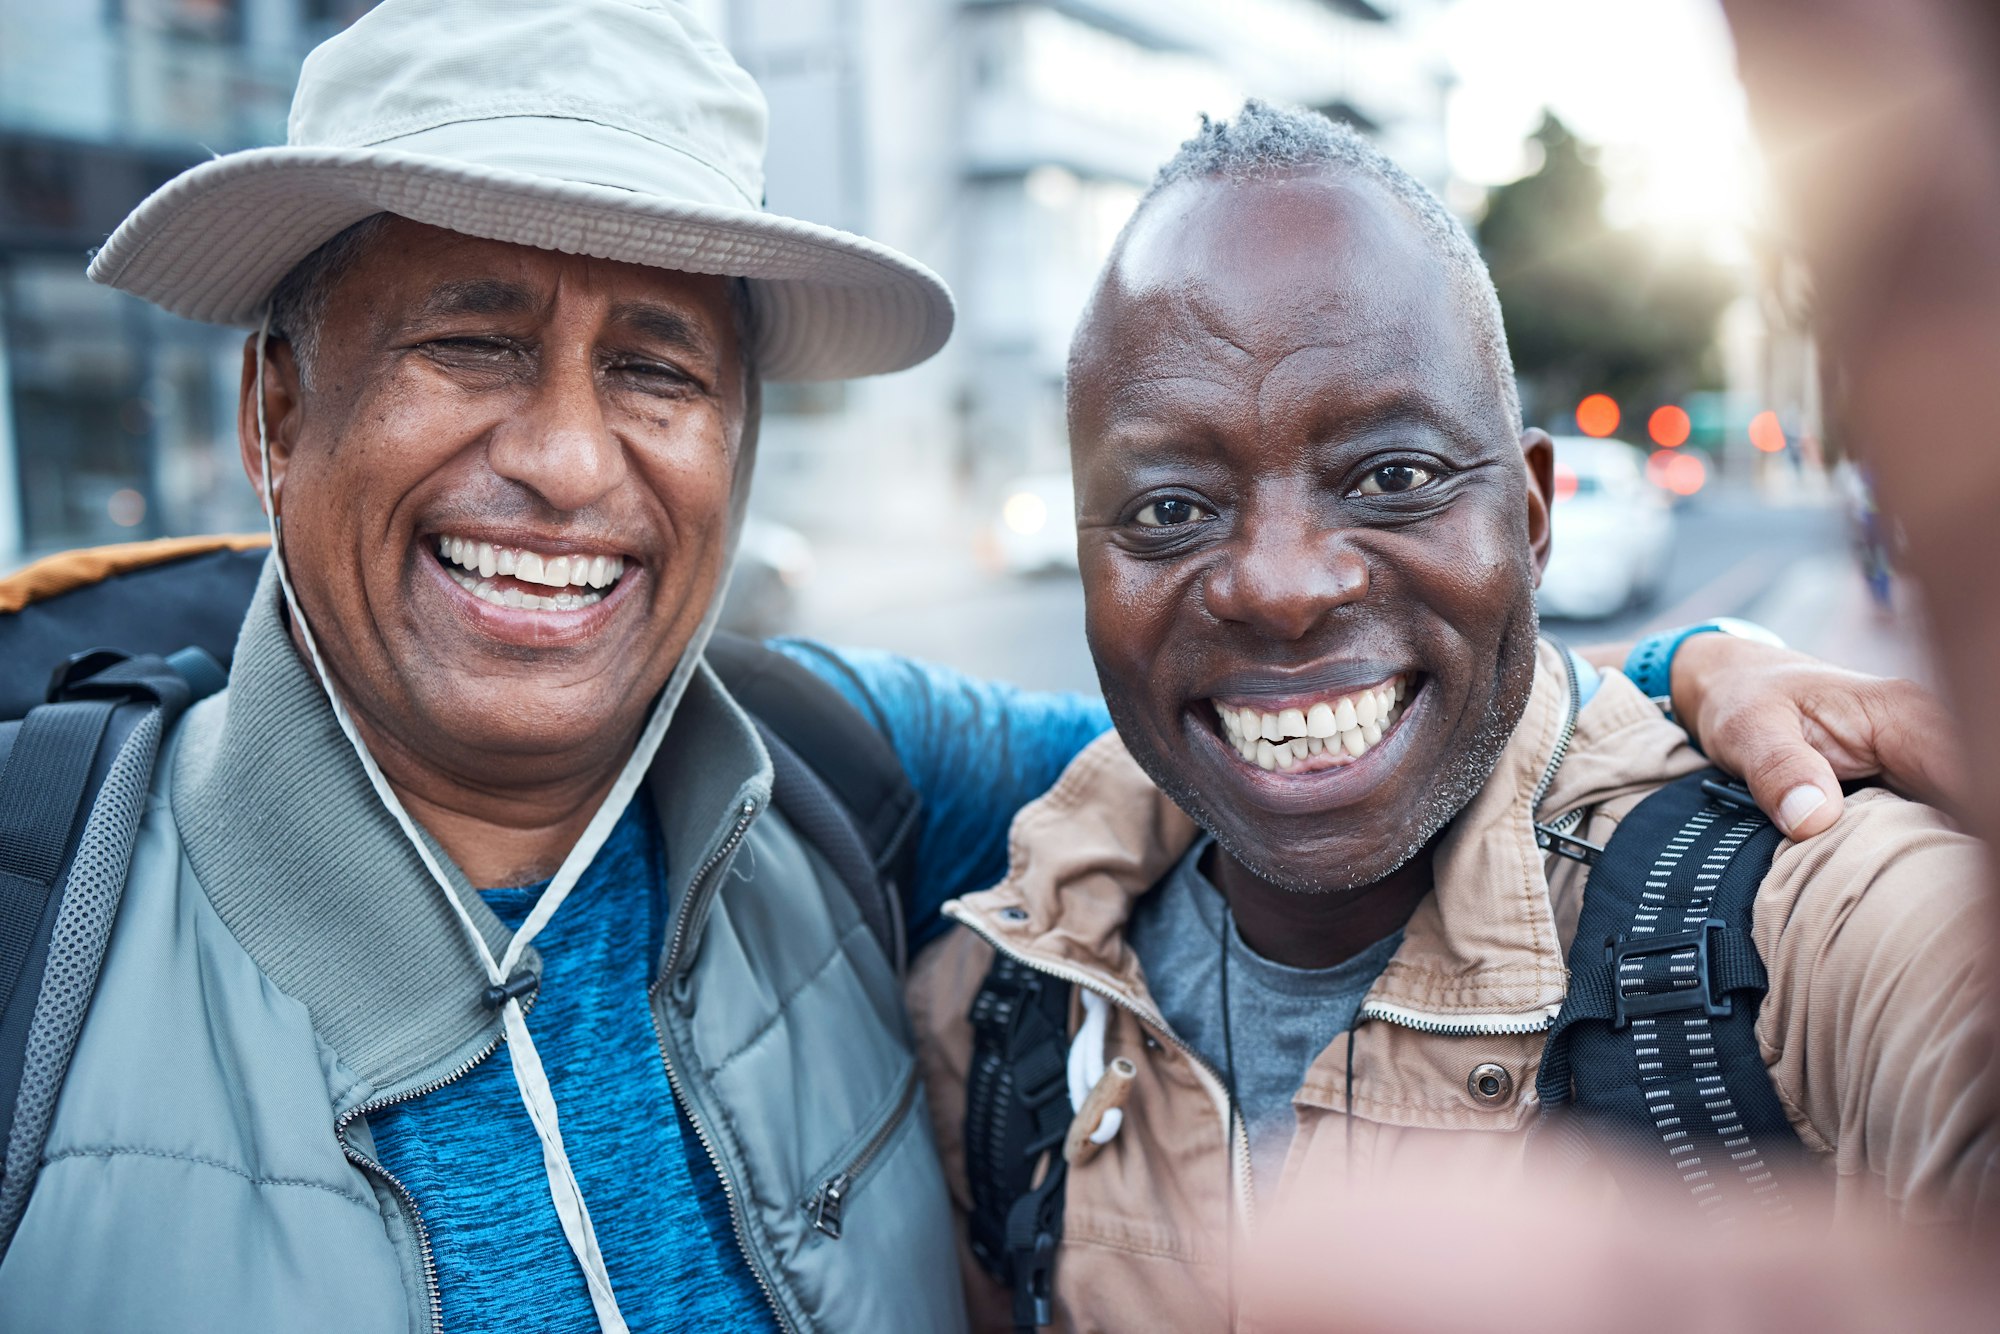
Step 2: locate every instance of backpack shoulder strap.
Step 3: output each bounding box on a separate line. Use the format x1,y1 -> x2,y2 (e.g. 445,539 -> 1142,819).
0,648 -> 224,1253
704,632 -> 920,973
963,950 -> 1074,1330
1537,767 -> 1804,1223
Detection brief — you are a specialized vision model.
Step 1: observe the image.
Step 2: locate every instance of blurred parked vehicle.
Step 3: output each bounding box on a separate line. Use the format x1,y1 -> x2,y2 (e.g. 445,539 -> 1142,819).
1537,436 -> 1675,620
990,472 -> 1079,575
718,516 -> 815,636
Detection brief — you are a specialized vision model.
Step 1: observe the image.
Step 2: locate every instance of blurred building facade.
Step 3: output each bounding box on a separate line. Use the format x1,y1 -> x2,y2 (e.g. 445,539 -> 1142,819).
0,0 -> 380,568
0,0 -> 1451,570
723,0 -> 1454,536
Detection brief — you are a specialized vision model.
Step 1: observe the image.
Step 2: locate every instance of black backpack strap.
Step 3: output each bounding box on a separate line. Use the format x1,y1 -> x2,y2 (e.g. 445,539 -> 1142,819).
963,951 -> 1074,1330
704,632 -> 921,973
1537,768 -> 1804,1223
0,648 -> 224,1251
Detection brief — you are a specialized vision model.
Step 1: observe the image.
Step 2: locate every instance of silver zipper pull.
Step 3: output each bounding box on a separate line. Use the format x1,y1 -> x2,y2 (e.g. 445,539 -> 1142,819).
808,1172 -> 851,1239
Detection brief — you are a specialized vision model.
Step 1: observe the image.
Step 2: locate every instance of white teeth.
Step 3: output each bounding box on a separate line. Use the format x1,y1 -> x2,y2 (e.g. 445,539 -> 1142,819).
445,567 -> 603,612
1216,675 -> 1411,770
434,534 -> 626,595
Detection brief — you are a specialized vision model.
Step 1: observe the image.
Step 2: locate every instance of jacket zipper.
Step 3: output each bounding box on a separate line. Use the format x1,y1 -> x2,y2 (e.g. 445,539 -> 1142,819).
333,996 -> 536,1334
802,1064 -> 920,1239
1355,1000 -> 1559,1037
645,799 -> 800,1334
946,907 -> 1258,1229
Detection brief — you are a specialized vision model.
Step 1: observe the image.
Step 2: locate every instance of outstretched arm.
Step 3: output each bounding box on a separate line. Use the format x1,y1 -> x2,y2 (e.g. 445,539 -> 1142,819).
1579,636 -> 1962,838
773,627 -> 1964,953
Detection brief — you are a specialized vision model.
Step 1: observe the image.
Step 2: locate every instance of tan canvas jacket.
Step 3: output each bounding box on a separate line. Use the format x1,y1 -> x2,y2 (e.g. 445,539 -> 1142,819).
907,643 -> 1999,1332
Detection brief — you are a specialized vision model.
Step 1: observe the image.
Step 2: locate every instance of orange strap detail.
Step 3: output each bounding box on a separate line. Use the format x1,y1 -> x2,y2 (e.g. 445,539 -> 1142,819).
0,534 -> 270,615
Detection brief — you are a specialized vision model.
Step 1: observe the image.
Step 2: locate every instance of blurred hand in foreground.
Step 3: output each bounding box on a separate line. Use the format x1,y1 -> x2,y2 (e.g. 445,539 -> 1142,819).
1240,1162 -> 1992,1334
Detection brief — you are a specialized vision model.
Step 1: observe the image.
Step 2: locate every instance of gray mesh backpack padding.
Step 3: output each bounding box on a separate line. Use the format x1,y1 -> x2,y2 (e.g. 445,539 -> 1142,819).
0,709 -> 161,1246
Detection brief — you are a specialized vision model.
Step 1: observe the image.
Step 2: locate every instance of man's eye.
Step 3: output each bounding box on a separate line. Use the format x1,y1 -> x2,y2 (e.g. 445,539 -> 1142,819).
1134,498 -> 1212,528
1356,464 -> 1435,496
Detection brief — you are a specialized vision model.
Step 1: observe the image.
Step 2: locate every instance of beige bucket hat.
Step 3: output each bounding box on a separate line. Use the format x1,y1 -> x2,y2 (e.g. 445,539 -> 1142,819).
87,0 -> 952,382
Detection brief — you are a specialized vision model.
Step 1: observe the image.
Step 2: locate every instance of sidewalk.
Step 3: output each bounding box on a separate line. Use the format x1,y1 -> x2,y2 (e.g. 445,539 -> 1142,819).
1739,551 -> 1933,685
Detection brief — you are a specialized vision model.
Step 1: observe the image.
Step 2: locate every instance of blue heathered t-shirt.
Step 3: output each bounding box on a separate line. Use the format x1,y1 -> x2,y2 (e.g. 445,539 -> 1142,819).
365,646 -> 1111,1330
370,799 -> 778,1334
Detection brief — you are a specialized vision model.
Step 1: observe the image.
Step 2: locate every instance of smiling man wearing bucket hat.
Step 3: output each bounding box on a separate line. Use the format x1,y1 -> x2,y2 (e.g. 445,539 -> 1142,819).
0,1 -> 999,1330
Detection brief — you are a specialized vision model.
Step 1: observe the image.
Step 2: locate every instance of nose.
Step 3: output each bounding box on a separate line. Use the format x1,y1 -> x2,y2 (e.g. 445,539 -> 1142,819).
486,344 -> 628,513
1203,504 -> 1369,641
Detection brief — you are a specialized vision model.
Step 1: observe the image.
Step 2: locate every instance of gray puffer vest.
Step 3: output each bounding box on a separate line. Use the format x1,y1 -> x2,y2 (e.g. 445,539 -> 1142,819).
0,572 -> 966,1333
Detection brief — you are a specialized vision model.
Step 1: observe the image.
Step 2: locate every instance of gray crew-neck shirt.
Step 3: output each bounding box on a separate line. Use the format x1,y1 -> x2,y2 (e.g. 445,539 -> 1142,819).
1126,835 -> 1403,1196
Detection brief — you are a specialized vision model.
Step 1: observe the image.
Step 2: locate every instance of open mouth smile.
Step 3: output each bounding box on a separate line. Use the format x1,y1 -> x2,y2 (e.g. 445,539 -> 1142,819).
1210,674 -> 1416,773
432,533 -> 629,612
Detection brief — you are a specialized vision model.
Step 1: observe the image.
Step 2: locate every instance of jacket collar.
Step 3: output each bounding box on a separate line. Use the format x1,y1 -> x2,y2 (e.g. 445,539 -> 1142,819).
947,641 -> 1706,1029
170,556 -> 770,1108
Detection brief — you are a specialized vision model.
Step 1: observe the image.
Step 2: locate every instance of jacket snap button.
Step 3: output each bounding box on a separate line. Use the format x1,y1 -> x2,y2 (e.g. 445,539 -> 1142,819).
1467,1063 -> 1514,1105
999,906 -> 1029,923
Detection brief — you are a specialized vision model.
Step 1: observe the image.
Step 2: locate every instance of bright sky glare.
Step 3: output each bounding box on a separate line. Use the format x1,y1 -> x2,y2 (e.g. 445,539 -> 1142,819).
1442,0 -> 1768,256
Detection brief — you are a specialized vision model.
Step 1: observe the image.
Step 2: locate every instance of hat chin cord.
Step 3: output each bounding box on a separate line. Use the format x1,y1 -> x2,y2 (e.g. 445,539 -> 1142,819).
253,312 -> 715,1334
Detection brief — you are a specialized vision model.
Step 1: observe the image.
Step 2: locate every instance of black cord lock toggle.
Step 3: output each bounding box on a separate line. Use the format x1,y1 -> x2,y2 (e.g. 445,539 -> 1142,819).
482,971 -> 539,1010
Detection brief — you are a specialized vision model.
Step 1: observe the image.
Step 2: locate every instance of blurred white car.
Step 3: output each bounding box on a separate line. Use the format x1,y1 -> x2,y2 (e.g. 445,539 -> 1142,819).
1537,436 -> 1675,620
991,472 -> 1078,574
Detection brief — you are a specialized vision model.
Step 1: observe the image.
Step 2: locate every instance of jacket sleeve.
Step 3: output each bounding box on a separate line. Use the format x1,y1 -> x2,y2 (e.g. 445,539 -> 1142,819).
1754,787 -> 2000,1225
765,639 -> 1112,951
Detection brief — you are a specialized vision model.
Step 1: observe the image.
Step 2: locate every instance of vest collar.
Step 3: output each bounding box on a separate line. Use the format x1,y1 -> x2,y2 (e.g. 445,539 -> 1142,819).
171,556 -> 770,1107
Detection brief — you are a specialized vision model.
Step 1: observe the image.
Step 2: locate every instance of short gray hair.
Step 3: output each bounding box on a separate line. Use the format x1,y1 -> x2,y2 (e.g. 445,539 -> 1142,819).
264,213 -> 760,393
1143,100 -> 1521,434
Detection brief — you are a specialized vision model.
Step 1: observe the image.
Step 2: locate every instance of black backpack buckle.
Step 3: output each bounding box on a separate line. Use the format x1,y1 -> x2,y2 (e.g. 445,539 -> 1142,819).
1606,918 -> 1734,1028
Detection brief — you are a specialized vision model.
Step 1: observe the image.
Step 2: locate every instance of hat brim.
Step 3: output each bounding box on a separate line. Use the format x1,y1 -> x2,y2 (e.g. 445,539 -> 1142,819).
86,147 -> 954,383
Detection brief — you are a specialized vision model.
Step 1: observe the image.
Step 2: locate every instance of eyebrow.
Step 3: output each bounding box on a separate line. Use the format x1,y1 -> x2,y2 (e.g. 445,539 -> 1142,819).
411,278 -> 538,322
610,301 -> 713,356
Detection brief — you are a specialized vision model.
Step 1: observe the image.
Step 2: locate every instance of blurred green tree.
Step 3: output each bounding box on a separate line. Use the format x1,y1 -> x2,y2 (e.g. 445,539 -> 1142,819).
1477,113 -> 1735,429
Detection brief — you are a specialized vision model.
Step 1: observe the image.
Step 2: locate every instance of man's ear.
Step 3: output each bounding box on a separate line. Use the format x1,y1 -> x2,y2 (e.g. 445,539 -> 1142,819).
236,332 -> 305,516
1521,428 -> 1555,580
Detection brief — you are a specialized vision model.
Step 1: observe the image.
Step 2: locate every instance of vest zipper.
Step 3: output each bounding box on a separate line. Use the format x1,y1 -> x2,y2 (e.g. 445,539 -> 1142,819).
646,799 -> 800,1334
803,1064 -> 920,1239
332,995 -> 536,1334
945,906 -> 1258,1231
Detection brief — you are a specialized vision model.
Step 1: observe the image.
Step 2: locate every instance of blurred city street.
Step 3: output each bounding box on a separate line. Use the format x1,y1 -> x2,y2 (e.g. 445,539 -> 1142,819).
788,483 -> 1930,697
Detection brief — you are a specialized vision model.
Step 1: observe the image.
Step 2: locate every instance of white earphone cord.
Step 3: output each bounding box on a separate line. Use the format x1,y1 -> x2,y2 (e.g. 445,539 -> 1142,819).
255,315 -> 709,1334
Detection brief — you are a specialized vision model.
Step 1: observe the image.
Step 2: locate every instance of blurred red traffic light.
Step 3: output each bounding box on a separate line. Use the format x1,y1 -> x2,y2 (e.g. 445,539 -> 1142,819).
1552,462 -> 1579,502
1576,394 -> 1620,437
1647,449 -> 1706,496
1748,410 -> 1786,453
1648,405 -> 1691,448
